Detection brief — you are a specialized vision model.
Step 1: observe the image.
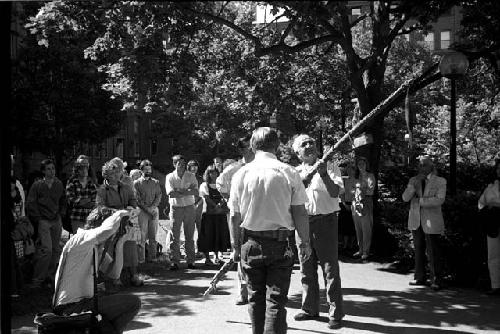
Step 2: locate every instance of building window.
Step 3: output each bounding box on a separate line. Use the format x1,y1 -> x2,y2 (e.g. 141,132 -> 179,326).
253,4 -> 288,24
351,7 -> 361,16
151,139 -> 158,156
423,32 -> 434,51
441,30 -> 451,50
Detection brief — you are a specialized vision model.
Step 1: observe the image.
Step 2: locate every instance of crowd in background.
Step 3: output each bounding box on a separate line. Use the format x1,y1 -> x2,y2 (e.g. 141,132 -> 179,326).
7,136 -> 500,327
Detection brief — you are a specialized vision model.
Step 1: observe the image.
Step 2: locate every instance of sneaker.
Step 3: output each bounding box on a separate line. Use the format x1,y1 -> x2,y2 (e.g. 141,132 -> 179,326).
170,263 -> 179,271
328,319 -> 342,329
294,312 -> 319,321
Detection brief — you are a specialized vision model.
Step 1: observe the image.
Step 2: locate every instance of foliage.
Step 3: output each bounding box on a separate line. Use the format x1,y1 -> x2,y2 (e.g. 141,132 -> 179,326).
12,1 -> 123,170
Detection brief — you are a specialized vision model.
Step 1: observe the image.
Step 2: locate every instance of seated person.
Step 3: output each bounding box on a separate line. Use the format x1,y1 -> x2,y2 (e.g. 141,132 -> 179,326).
52,208 -> 141,334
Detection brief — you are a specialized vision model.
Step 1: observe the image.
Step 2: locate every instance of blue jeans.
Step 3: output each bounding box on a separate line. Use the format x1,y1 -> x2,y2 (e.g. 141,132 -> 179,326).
300,213 -> 344,320
241,236 -> 293,334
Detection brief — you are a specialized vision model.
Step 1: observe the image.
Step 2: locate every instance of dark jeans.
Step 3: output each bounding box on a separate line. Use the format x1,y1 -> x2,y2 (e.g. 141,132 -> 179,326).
54,294 -> 141,334
300,213 -> 344,320
412,226 -> 444,284
241,236 -> 294,334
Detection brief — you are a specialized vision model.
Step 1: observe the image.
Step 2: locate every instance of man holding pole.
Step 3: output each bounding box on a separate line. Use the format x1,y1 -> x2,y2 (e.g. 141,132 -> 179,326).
292,134 -> 345,330
229,127 -> 311,334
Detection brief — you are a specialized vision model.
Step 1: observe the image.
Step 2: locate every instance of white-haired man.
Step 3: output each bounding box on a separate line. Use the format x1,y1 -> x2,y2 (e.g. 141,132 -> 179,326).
291,134 -> 345,330
402,155 -> 447,290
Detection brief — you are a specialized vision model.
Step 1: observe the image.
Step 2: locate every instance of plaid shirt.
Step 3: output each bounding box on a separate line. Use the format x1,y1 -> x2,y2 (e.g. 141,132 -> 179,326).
65,178 -> 97,225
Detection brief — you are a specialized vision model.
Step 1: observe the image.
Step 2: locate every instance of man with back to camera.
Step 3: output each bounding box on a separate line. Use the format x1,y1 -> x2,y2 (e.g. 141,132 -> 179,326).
165,154 -> 199,270
292,134 -> 345,330
402,155 -> 447,291
216,134 -> 254,305
229,127 -> 312,334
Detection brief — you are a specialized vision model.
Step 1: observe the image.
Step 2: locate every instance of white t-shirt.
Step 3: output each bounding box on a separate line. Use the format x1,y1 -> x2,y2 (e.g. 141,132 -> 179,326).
229,151 -> 308,231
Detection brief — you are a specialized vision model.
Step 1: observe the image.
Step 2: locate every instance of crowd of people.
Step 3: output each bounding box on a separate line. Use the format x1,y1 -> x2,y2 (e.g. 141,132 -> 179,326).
7,126 -> 500,333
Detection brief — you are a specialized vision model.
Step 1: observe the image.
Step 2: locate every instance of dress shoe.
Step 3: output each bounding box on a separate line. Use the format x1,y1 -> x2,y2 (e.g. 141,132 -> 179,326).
409,279 -> 427,286
486,288 -> 500,296
430,283 -> 442,291
170,263 -> 179,271
131,276 -> 144,287
294,312 -> 319,321
235,296 -> 248,305
187,263 -> 196,269
328,319 -> 342,329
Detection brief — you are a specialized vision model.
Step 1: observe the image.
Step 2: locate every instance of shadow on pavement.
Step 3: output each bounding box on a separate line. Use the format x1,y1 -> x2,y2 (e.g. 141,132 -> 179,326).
127,319 -> 153,330
341,320 -> 472,334
287,287 -> 500,332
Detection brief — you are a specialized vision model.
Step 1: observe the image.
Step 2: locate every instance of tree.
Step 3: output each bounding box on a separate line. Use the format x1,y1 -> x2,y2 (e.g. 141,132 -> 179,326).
12,1 -> 123,173
178,0 -> 457,180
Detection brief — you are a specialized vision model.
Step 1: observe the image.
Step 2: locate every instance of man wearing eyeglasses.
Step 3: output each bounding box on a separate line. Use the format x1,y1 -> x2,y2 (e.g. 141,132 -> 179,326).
134,159 -> 162,263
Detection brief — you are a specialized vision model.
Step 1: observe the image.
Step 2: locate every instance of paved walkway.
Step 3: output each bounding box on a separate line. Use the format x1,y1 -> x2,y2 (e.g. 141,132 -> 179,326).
11,257 -> 500,334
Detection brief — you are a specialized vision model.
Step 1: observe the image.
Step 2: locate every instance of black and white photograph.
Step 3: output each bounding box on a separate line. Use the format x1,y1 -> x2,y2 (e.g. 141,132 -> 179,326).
3,1 -> 500,333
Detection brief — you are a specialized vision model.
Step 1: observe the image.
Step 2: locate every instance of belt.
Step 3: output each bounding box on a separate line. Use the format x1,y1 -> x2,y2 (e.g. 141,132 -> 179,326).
244,229 -> 294,241
309,212 -> 335,222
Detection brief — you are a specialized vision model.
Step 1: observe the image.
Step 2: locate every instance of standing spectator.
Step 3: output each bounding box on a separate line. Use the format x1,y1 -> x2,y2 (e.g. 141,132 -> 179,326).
96,157 -> 143,287
134,159 -> 162,263
229,127 -> 312,334
197,165 -> 230,265
129,169 -> 143,182
187,160 -> 204,243
213,156 -> 224,174
27,159 -> 67,289
292,134 -> 345,330
352,156 -> 376,261
402,155 -> 447,290
216,135 -> 254,305
11,154 -> 26,216
66,156 -> 97,233
165,155 -> 199,270
339,164 -> 357,253
478,158 -> 500,295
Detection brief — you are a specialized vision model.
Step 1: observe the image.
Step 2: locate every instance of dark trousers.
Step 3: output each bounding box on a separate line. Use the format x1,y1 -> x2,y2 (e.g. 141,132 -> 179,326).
300,213 -> 344,320
412,226 -> 444,284
241,236 -> 293,334
55,294 -> 141,334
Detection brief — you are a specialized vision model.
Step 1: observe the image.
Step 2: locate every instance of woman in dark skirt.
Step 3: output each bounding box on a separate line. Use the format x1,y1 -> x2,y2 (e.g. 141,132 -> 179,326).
197,165 -> 231,265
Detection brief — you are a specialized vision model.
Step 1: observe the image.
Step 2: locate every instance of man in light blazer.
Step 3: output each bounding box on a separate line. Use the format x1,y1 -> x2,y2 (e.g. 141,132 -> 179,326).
402,155 -> 447,290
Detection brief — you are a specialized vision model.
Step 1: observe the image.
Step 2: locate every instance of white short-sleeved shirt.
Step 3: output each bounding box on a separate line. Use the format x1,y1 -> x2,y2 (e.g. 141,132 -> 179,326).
479,180 -> 500,210
296,161 -> 344,215
229,151 -> 308,231
165,170 -> 198,207
216,161 -> 244,195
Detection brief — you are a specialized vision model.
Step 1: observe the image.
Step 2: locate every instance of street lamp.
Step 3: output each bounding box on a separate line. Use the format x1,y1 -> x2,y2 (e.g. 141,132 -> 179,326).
439,50 -> 469,195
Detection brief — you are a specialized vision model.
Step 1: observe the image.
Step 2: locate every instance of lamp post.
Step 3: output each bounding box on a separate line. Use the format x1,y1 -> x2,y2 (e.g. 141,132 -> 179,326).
439,50 -> 469,195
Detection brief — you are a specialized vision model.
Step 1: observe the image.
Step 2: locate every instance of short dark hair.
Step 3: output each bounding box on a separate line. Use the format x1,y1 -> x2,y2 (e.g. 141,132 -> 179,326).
237,134 -> 252,150
172,155 -> 185,163
187,159 -> 199,167
40,159 -> 55,172
251,127 -> 280,152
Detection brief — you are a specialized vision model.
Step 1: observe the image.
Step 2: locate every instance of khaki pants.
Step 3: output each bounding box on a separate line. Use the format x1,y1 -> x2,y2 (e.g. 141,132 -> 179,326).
169,205 -> 196,265
137,207 -> 159,262
33,217 -> 62,283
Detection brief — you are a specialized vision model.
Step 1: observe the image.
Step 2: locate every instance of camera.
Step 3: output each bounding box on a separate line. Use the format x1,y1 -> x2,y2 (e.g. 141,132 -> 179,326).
117,216 -> 133,237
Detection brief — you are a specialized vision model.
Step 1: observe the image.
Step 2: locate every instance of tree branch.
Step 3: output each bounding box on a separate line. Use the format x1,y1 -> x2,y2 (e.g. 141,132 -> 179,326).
350,13 -> 368,27
279,15 -> 297,44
